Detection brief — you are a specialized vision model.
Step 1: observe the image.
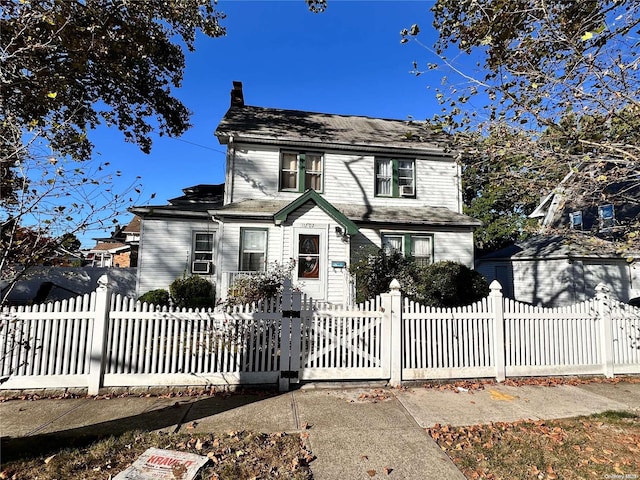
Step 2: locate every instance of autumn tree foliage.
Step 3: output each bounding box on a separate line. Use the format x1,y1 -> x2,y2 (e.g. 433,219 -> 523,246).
0,0 -> 227,299
403,1 -> 640,252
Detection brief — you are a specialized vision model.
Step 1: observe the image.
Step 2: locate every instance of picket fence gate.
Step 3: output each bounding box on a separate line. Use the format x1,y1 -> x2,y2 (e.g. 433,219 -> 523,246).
1,276 -> 639,394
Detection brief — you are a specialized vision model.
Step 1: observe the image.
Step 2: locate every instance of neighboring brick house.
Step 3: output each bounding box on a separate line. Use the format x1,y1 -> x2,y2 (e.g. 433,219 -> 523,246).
87,216 -> 141,268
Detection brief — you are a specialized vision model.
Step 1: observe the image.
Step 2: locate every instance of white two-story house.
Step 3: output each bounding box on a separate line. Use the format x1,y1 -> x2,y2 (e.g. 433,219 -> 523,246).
132,82 -> 481,304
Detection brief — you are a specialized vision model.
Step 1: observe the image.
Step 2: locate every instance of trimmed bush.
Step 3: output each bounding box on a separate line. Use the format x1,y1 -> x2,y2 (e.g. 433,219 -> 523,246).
138,289 -> 170,307
170,275 -> 215,309
349,247 -> 417,303
413,260 -> 489,307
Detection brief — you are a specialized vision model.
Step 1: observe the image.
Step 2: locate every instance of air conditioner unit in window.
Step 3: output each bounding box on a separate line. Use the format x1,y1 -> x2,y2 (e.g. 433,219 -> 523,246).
192,261 -> 211,274
399,185 -> 414,197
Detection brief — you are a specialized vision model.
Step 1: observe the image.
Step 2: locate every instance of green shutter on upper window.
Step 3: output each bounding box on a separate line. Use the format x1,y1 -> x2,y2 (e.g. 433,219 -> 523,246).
391,159 -> 399,197
298,153 -> 305,193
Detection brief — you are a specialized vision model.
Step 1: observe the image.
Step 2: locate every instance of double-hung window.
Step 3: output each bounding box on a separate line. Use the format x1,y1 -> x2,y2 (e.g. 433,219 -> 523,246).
280,151 -> 323,192
192,232 -> 214,274
240,228 -> 267,271
382,233 -> 432,266
375,158 -> 415,197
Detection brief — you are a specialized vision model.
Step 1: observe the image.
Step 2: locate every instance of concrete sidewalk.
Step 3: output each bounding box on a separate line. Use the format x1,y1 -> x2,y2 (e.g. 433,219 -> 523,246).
1,381 -> 639,479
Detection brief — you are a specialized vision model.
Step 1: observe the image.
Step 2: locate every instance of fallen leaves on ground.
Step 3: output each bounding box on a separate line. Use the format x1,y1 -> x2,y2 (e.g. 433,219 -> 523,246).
428,411 -> 640,479
420,375 -> 640,394
1,430 -> 314,480
357,389 -> 392,403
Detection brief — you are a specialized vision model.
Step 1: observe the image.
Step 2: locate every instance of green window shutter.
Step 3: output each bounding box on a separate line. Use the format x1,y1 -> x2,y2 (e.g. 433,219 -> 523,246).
298,153 -> 306,192
403,234 -> 412,259
391,159 -> 399,197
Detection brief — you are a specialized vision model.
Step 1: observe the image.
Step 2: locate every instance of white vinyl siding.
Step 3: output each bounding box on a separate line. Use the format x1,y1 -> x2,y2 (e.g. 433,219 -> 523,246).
137,218 -> 215,295
476,258 -> 633,307
228,144 -> 460,212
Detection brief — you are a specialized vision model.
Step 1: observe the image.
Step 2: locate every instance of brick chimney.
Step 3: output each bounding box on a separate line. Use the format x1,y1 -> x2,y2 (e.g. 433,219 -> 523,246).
231,81 -> 244,107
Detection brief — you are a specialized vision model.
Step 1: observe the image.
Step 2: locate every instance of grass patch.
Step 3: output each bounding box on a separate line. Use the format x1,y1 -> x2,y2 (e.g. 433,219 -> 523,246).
429,411 -> 640,479
0,430 -> 314,480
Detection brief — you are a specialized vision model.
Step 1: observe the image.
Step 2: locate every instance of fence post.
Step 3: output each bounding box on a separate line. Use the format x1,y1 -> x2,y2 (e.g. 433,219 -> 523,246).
489,280 -> 506,382
596,283 -> 614,378
88,274 -> 112,395
386,279 -> 403,386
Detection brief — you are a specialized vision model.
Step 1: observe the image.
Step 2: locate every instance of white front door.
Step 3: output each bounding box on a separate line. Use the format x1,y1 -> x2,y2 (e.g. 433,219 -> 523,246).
293,227 -> 326,300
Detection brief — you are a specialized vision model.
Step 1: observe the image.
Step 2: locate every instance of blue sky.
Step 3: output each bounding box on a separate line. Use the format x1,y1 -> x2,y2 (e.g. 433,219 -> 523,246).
85,1 -> 446,246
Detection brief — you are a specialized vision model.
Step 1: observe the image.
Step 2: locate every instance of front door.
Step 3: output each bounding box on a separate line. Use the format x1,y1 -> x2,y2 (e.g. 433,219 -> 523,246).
293,228 -> 326,299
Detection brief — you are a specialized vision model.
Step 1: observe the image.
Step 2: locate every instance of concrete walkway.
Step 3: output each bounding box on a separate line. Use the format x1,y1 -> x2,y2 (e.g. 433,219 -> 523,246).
1,381 -> 639,479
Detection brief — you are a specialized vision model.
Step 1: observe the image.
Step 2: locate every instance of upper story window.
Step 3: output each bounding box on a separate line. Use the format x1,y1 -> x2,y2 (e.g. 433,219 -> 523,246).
192,232 -> 214,274
598,204 -> 615,230
382,233 -> 433,266
569,211 -> 583,230
240,228 -> 267,272
375,158 -> 415,197
280,151 -> 323,192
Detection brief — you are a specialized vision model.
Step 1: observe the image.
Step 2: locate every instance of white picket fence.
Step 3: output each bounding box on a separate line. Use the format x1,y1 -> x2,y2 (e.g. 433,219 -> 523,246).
1,276 -> 638,394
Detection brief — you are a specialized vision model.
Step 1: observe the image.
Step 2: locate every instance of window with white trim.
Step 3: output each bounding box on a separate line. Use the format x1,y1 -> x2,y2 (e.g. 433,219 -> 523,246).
192,232 -> 214,274
375,158 -> 415,197
598,204 -> 615,230
569,211 -> 583,230
240,228 -> 267,271
382,233 -> 432,266
280,151 -> 323,192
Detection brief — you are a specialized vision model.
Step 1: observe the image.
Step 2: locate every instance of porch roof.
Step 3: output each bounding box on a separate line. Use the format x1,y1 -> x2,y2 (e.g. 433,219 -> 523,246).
210,199 -> 481,228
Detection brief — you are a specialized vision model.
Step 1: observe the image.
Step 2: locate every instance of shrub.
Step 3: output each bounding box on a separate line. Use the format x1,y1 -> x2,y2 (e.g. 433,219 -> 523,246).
169,275 -> 216,309
138,289 -> 170,307
413,260 -> 489,307
226,260 -> 295,306
350,248 -> 489,307
349,247 -> 417,303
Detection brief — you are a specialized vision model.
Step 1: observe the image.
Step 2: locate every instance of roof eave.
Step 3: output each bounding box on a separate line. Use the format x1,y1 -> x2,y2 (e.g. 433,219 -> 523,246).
129,206 -> 212,219
216,132 -> 450,157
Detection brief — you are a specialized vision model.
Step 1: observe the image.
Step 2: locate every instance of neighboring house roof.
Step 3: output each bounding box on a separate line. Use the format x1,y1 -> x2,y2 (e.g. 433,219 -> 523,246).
88,242 -> 130,254
528,161 -> 639,233
477,234 -> 634,262
215,83 -> 450,155
122,215 -> 141,234
130,184 -> 225,218
211,198 -> 480,228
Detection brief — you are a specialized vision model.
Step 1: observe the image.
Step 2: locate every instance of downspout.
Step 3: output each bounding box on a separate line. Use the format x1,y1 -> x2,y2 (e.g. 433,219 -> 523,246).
135,217 -> 144,297
455,156 -> 463,214
226,135 -> 235,205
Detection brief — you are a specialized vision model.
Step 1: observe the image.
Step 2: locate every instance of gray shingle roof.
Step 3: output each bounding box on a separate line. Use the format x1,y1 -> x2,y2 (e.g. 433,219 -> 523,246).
210,199 -> 480,227
477,234 -> 631,260
215,105 -> 451,154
